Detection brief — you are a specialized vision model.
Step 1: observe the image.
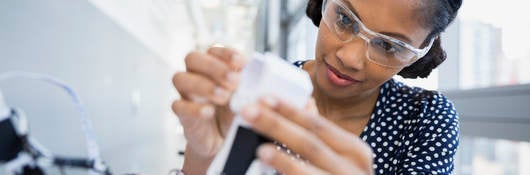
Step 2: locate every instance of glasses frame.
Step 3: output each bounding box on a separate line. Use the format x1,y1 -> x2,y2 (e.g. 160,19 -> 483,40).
321,0 -> 437,67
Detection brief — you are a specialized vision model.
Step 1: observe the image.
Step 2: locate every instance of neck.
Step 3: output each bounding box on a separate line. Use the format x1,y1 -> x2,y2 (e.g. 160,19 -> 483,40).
313,86 -> 379,122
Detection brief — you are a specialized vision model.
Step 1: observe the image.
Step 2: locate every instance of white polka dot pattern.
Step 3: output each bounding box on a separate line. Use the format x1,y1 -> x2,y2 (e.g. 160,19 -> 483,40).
359,79 -> 460,175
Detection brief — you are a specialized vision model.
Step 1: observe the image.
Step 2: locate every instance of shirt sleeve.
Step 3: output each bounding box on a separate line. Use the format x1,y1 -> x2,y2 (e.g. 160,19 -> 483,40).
398,93 -> 460,175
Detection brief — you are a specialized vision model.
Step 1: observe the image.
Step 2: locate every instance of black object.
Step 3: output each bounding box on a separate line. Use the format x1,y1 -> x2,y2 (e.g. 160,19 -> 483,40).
20,165 -> 45,175
178,150 -> 185,156
222,126 -> 271,175
53,157 -> 94,169
0,110 -> 23,162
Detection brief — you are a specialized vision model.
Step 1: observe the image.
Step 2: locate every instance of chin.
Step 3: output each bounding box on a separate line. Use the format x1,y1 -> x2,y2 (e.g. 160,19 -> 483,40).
314,66 -> 362,99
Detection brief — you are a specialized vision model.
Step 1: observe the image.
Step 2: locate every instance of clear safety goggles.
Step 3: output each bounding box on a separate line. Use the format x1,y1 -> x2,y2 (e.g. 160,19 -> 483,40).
321,0 -> 437,68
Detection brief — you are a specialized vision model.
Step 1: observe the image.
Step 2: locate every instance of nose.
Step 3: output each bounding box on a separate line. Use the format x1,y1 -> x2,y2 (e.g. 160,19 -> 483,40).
335,40 -> 367,71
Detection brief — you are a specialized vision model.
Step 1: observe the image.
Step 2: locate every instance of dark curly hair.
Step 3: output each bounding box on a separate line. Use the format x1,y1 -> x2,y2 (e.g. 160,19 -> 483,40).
306,0 -> 462,78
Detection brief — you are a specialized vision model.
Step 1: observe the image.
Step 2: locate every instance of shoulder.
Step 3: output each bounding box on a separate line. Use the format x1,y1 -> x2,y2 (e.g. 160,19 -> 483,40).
382,79 -> 459,174
383,79 -> 459,134
384,79 -> 457,119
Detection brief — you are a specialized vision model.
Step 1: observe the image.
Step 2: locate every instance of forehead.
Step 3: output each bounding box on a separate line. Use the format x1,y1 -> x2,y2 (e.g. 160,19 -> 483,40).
345,0 -> 430,47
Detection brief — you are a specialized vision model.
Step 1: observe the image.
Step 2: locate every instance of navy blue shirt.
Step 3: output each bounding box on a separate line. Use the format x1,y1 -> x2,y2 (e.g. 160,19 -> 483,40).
294,61 -> 460,175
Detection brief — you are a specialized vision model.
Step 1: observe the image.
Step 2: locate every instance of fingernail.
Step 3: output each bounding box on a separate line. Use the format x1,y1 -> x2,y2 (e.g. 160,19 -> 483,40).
200,105 -> 215,118
214,87 -> 229,100
257,145 -> 274,161
241,105 -> 259,120
226,71 -> 239,84
262,96 -> 278,107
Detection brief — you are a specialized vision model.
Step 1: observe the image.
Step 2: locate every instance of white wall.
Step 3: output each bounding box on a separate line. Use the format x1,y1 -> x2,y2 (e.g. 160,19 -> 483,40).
0,0 -> 184,174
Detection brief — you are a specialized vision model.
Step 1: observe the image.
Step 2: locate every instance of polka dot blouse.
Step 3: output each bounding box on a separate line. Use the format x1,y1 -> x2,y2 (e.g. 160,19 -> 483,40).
294,61 -> 460,175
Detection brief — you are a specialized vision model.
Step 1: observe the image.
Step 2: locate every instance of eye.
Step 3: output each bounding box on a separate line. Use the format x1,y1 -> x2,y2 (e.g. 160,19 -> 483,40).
336,7 -> 352,25
338,12 -> 352,25
335,7 -> 360,34
371,37 -> 403,55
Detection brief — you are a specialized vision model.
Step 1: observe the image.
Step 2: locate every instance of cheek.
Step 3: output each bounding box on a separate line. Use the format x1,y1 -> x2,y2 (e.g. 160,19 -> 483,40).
364,63 -> 402,85
315,23 -> 342,60
315,30 -> 328,60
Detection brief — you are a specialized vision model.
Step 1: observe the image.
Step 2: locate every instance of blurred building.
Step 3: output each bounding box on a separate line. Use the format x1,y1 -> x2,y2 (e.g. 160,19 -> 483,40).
460,21 -> 503,89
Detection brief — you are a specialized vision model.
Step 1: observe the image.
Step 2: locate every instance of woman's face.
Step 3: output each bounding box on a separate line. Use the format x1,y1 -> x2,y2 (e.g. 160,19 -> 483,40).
314,0 -> 431,99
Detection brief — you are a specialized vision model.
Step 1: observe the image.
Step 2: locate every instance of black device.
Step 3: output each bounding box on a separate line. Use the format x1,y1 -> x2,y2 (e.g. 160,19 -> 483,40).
0,108 -> 112,175
0,110 -> 23,162
222,126 -> 272,175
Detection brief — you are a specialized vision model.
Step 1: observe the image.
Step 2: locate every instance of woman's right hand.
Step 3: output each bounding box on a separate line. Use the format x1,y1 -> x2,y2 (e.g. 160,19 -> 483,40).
171,46 -> 247,173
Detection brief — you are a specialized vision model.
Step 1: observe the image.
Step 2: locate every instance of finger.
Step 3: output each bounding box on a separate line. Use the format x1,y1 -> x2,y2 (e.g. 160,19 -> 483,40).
172,99 -> 215,121
257,144 -> 328,175
185,51 -> 239,90
207,46 -> 248,71
240,104 -> 344,172
304,98 -> 318,114
173,72 -> 231,105
261,97 -> 374,170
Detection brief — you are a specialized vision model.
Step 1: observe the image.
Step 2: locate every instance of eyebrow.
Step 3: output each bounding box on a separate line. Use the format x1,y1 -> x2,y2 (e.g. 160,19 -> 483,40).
342,0 -> 413,44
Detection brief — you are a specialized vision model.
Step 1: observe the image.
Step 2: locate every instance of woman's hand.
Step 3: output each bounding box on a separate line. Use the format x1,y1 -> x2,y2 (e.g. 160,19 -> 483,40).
240,97 -> 374,175
171,47 -> 246,174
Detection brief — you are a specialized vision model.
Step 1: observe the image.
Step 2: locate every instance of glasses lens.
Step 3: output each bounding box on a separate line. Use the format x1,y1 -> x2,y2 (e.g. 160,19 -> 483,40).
367,37 -> 416,67
323,1 -> 359,41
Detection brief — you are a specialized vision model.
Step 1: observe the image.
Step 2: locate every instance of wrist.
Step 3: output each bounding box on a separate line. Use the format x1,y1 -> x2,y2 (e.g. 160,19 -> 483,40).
182,145 -> 215,175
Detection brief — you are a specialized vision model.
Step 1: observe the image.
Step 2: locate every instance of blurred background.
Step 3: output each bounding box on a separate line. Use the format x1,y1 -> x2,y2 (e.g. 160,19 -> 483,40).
0,0 -> 529,174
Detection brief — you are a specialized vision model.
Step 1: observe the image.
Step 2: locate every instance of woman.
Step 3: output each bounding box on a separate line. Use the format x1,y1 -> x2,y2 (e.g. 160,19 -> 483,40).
172,0 -> 462,174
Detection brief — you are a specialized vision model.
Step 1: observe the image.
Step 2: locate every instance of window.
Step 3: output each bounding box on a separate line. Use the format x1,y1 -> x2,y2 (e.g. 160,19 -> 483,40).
459,0 -> 530,89
456,136 -> 530,175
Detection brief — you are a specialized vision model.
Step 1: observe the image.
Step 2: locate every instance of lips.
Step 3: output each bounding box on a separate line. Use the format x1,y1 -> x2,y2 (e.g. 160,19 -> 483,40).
325,63 -> 360,87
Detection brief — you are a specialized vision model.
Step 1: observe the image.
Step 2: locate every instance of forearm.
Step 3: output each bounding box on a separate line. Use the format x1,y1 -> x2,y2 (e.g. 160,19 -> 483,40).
182,145 -> 214,175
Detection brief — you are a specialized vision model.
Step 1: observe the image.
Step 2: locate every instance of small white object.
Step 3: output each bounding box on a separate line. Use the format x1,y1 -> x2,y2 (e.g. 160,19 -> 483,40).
207,53 -> 313,175
0,90 -> 10,121
229,53 -> 313,114
245,160 -> 276,175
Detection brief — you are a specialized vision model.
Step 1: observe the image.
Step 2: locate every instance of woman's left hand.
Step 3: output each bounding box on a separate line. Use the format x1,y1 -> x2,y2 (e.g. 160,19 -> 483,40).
240,97 -> 374,175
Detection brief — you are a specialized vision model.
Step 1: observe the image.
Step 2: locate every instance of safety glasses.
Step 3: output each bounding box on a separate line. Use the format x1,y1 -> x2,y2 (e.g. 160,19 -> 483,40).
321,0 -> 437,68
